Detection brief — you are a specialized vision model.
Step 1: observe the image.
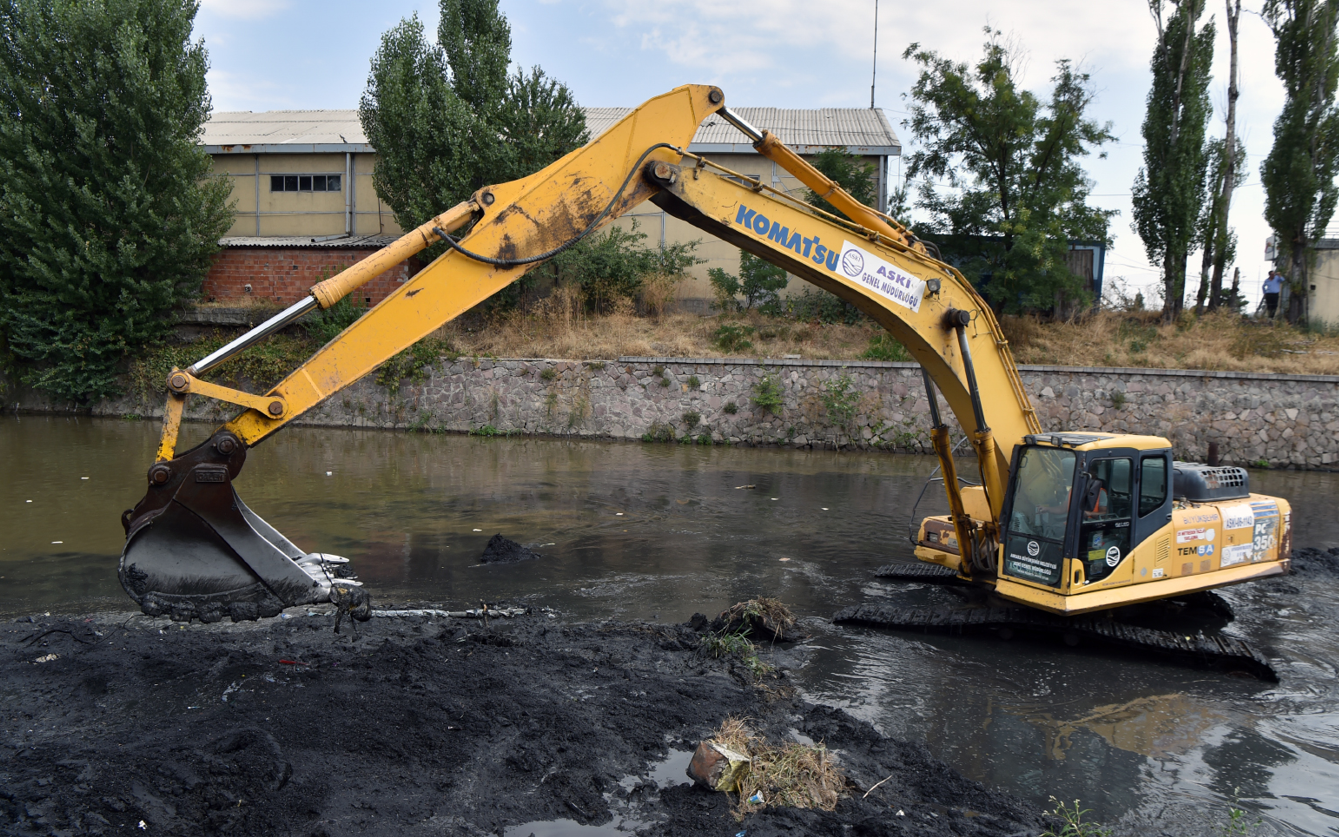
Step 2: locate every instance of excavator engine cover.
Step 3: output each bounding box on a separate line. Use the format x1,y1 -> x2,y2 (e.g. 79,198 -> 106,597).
119,431 -> 368,623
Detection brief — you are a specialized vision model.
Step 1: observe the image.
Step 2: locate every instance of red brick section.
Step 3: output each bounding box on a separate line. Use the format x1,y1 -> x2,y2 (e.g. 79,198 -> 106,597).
201,247 -> 418,306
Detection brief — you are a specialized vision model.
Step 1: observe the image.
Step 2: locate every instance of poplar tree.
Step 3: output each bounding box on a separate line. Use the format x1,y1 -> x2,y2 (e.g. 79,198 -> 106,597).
0,0 -> 232,403
1197,0 -> 1243,312
902,29 -> 1115,315
360,0 -> 587,238
1260,0 -> 1339,324
1131,0 -> 1216,323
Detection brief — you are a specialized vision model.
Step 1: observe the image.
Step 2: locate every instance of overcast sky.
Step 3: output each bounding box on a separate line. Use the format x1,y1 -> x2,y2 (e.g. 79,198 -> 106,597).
196,0 -> 1303,309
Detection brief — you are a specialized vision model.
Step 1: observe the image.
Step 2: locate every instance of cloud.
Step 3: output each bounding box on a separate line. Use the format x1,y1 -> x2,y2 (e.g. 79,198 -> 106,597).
206,69 -> 297,112
602,0 -> 1156,88
199,0 -> 290,21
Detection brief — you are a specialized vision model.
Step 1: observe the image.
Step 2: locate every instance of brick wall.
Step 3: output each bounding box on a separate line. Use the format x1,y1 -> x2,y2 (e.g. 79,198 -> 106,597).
201,247 -> 416,306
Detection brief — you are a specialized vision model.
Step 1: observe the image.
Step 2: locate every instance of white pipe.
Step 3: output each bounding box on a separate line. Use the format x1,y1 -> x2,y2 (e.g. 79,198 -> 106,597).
344,152 -> 351,236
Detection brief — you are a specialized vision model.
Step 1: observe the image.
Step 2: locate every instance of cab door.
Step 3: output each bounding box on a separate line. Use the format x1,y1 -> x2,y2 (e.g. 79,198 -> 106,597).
1077,455 -> 1133,583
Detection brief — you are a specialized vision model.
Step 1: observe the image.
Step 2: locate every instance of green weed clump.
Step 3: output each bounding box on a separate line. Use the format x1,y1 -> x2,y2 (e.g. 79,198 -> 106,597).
713,323 -> 755,354
820,373 -> 860,428
300,288 -> 362,344
128,331 -> 317,403
1040,798 -> 1112,837
862,333 -> 911,361
751,372 -> 784,416
375,338 -> 459,395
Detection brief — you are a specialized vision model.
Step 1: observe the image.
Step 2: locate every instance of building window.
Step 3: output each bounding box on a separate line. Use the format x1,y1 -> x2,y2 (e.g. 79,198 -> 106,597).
270,174 -> 341,193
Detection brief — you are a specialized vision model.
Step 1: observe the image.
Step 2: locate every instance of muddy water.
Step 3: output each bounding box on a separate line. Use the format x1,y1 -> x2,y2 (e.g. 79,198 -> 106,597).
3,414 -> 1338,835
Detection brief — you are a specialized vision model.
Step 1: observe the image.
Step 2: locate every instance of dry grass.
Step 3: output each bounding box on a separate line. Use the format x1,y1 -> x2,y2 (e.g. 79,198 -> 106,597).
1001,309 -> 1339,374
439,307 -> 882,361
246,292 -> 1339,374
710,717 -> 843,819
432,303 -> 1339,374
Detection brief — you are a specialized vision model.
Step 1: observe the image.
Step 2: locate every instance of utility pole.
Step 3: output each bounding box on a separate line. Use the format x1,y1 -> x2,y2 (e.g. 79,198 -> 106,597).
871,0 -> 879,108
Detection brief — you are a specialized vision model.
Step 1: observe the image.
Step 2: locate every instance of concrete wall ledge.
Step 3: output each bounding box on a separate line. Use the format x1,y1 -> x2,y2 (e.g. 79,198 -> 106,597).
619,356 -> 1339,385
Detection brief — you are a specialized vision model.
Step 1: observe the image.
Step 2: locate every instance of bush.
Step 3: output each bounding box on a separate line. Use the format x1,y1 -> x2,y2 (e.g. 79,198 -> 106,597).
862,333 -> 911,361
751,372 -> 784,416
302,292 -> 366,344
708,252 -> 788,312
543,221 -> 701,314
820,374 -> 860,428
713,323 -> 755,354
375,337 -> 458,394
783,287 -> 866,325
127,331 -> 316,402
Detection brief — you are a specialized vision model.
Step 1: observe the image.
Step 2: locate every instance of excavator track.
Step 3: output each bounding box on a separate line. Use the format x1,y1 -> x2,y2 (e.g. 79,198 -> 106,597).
874,562 -> 962,583
832,601 -> 1276,682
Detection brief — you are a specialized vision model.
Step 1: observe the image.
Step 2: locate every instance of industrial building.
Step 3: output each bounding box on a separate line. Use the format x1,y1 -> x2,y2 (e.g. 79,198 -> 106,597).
199,106 -> 902,307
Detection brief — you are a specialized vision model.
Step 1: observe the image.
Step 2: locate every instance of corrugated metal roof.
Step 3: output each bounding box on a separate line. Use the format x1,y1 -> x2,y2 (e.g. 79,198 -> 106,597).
585,106 -> 899,151
204,106 -> 899,154
203,110 -> 367,147
219,234 -> 399,249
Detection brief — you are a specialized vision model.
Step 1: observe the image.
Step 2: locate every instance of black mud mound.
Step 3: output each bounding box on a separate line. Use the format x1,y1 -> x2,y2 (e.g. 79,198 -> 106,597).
0,612 -> 1038,837
478,533 -> 541,564
1289,546 -> 1339,577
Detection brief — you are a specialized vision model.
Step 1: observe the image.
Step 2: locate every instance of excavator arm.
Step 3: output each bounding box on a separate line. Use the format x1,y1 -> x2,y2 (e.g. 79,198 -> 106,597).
119,83 -> 1040,622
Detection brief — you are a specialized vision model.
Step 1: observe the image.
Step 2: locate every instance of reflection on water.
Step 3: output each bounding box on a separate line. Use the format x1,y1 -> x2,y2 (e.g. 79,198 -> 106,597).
2,415 -> 1338,835
1021,694 -> 1226,762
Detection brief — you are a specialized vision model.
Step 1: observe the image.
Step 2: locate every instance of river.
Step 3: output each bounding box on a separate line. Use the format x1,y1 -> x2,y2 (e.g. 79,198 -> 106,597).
3,414 -> 1337,835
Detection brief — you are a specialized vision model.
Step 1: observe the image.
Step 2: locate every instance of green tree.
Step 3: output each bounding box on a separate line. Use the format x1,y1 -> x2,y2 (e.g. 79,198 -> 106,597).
360,0 -> 588,242
1198,0 -> 1243,312
359,14 -> 489,241
803,148 -> 878,216
1132,0 -> 1216,322
1195,135 -> 1246,311
708,252 -> 789,312
1260,0 -> 1339,324
902,29 -> 1115,314
0,0 -> 232,403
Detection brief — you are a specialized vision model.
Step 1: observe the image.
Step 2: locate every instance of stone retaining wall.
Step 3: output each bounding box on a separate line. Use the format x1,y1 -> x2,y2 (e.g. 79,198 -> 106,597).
6,358 -> 1337,469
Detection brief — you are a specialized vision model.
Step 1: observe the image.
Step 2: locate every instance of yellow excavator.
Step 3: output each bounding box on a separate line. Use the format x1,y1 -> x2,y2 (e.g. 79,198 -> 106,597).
119,85 -> 1292,639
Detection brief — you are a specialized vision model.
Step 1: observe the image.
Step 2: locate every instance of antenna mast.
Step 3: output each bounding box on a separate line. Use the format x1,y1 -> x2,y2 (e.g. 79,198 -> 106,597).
870,0 -> 879,108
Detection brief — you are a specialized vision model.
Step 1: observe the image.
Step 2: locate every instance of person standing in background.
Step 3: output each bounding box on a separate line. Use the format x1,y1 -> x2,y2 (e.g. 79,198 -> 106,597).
1263,269 -> 1283,318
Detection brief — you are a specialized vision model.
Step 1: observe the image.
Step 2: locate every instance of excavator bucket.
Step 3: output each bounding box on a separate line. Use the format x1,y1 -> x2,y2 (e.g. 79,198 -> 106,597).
119,430 -> 369,623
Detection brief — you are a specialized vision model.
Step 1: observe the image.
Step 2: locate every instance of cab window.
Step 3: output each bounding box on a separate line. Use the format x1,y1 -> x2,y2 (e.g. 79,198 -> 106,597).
1139,455 -> 1167,517
1003,447 -> 1076,587
1081,457 -> 1133,583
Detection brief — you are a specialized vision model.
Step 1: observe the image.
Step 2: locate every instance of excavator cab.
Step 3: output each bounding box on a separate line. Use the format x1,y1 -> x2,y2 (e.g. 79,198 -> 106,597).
1000,433 -> 1170,591
983,431 -> 1291,616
